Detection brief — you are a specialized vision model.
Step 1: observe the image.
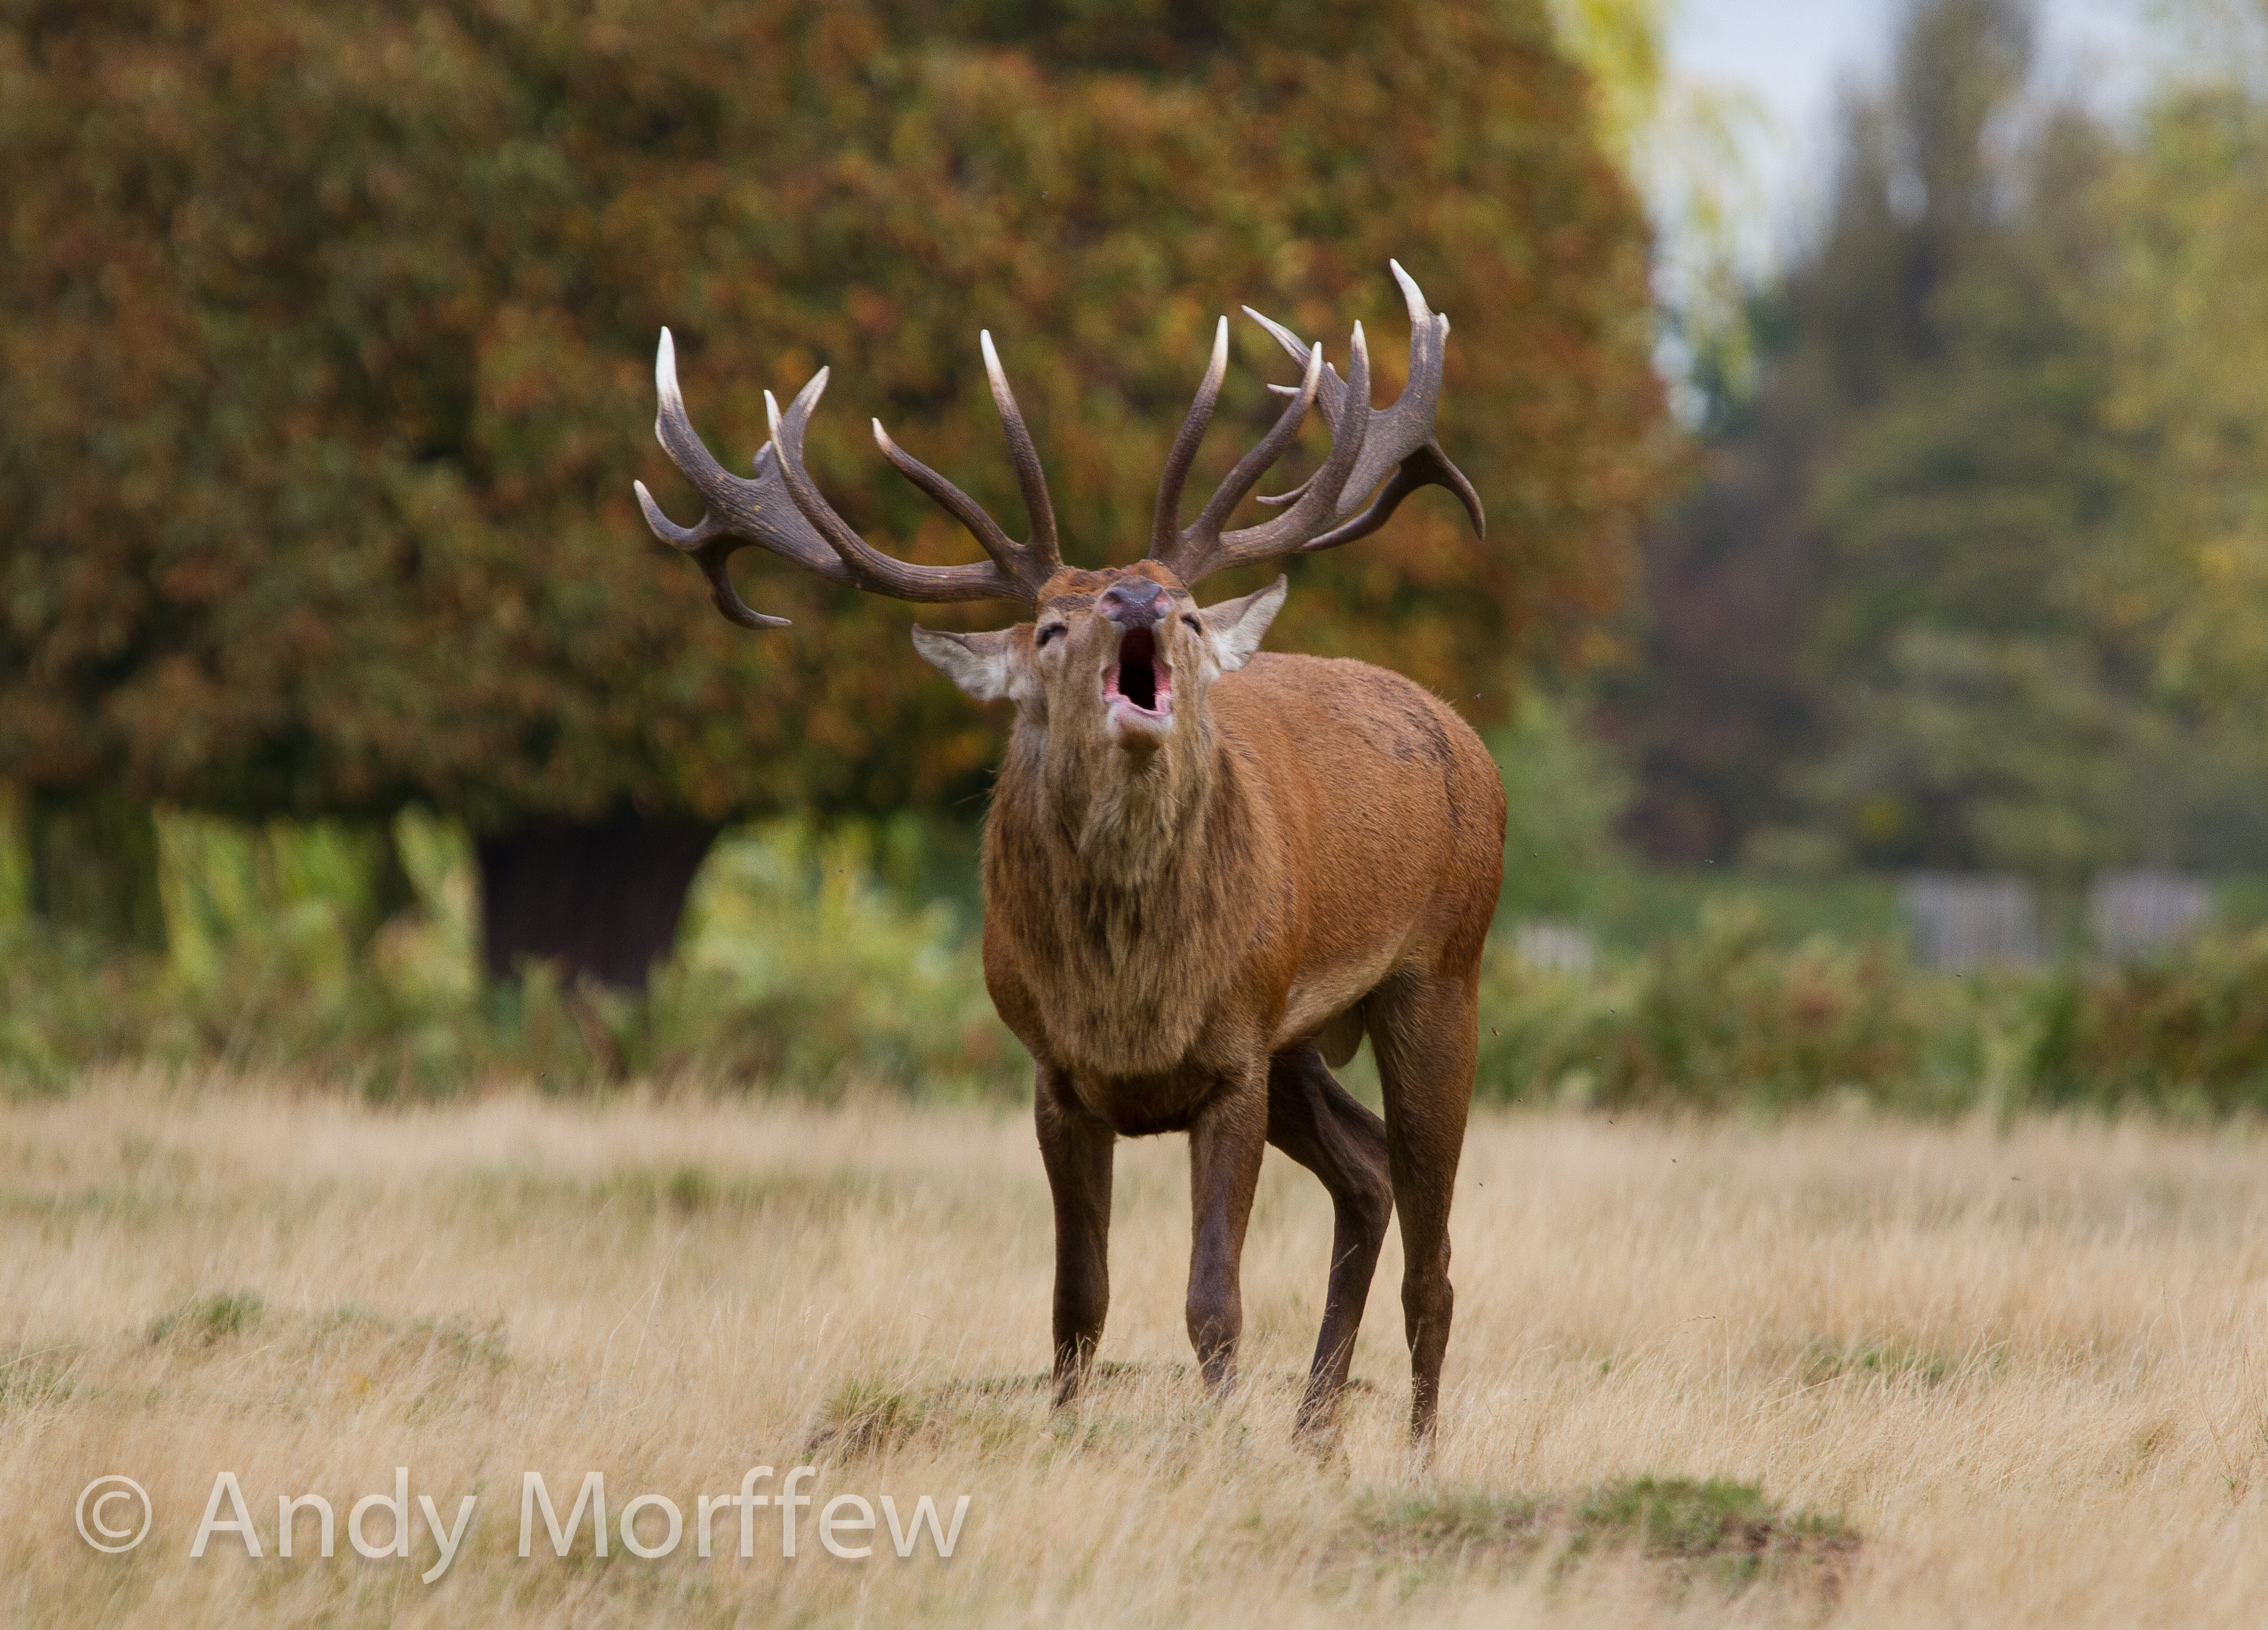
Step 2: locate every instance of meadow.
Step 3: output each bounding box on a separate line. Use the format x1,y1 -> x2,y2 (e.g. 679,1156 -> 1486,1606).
6,1076 -> 2268,1627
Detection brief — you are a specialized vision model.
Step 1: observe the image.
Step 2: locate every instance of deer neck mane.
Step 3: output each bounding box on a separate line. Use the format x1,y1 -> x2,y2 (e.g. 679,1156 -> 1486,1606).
1000,706 -> 1225,899
989,706 -> 1250,1075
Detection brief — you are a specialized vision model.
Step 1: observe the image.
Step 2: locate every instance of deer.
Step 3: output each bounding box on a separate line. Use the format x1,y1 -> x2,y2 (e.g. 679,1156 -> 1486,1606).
634,264 -> 1504,1441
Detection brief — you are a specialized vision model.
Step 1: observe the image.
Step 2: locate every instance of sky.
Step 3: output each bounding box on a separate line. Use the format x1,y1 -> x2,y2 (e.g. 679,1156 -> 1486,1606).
1668,0 -> 2156,241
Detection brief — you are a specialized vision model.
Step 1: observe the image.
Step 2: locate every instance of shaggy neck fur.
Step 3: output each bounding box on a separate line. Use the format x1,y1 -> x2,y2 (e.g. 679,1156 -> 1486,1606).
988,698 -> 1253,1076
1040,710 -> 1214,893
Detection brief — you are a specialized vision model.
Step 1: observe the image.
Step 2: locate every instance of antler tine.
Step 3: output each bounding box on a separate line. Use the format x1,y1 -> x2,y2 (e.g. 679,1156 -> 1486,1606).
1283,278 -> 1483,551
639,326 -> 1058,627
1148,265 -> 1484,589
1299,420 -> 1485,551
1197,322 -> 1374,571
980,331 -> 1062,572
857,332 -> 1063,592
1177,341 -> 1325,571
870,415 -> 1024,577
1309,260 -> 1485,545
638,330 -> 852,629
1146,318 -> 1368,584
1151,318 -> 1231,559
765,389 -> 1034,606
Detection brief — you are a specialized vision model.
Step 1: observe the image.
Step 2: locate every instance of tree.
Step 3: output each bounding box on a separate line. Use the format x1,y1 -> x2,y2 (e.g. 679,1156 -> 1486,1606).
1794,628 -> 2158,878
2092,33 -> 2268,726
1610,0 -> 2171,876
0,0 -> 1667,982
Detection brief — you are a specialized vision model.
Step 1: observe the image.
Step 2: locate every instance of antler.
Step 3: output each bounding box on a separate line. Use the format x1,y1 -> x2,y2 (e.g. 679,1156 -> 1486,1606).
635,329 -> 1064,627
1148,262 -> 1485,588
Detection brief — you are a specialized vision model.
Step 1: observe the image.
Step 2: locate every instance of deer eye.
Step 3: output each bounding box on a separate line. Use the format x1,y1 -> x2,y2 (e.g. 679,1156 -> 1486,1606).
1036,624 -> 1066,648
1181,614 -> 1201,633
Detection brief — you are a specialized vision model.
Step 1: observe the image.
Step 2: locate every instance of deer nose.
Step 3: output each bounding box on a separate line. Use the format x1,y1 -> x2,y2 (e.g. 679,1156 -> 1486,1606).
1100,580 -> 1167,629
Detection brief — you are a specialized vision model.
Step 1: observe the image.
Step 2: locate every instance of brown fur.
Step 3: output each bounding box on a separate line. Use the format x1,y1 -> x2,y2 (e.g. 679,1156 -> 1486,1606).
936,563 -> 1505,1440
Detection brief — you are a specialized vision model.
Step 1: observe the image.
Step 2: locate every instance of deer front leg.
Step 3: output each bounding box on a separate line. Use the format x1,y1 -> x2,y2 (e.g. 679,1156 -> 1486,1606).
1185,1067 -> 1269,1395
1036,1066 -> 1115,1406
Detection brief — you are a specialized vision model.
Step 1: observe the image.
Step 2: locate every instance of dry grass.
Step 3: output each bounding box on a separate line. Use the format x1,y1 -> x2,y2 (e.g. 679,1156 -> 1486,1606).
6,1075 -> 2268,1625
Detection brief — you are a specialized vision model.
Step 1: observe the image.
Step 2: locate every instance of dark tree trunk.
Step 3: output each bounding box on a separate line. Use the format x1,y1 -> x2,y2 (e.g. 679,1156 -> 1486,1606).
475,813 -> 719,990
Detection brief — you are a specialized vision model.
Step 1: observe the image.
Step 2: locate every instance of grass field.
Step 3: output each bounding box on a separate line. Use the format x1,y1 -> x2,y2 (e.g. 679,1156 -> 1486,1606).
6,1078 -> 2268,1625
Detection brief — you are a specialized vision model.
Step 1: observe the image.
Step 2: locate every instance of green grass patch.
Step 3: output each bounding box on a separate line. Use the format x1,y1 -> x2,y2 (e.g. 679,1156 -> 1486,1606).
806,1377 -> 933,1459
1566,1476 -> 1852,1590
148,1289 -> 264,1345
1344,1476 -> 1855,1598
1798,1336 -> 1969,1389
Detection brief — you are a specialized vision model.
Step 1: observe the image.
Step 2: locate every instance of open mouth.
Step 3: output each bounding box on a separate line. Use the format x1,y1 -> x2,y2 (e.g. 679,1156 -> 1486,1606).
1104,626 -> 1172,721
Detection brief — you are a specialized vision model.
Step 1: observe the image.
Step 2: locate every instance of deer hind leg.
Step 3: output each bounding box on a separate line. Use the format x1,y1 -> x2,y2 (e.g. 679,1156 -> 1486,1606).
1036,1068 -> 1115,1406
1265,1041 -> 1393,1437
1184,1066 -> 1269,1396
1368,968 -> 1479,1443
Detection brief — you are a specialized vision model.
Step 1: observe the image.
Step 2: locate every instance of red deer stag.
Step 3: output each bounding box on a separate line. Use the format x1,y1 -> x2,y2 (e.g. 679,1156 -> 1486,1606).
635,265 -> 1504,1440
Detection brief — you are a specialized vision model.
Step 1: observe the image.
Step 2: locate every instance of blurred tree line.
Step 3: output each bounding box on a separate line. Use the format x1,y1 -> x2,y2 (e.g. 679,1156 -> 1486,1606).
1611,0 -> 2268,886
0,0 -> 1667,984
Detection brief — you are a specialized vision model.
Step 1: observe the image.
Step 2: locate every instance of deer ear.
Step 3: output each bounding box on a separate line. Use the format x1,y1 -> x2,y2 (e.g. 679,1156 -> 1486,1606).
1199,575 -> 1287,673
912,625 -> 1030,702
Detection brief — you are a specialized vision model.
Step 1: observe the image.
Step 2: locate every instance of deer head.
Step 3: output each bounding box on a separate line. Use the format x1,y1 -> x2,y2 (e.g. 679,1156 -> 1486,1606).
909,563 -> 1283,743
635,264 -> 1483,773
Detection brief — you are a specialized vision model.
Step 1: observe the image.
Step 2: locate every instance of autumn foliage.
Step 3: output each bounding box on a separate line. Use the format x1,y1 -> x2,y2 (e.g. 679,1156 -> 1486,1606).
0,0 -> 1665,835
